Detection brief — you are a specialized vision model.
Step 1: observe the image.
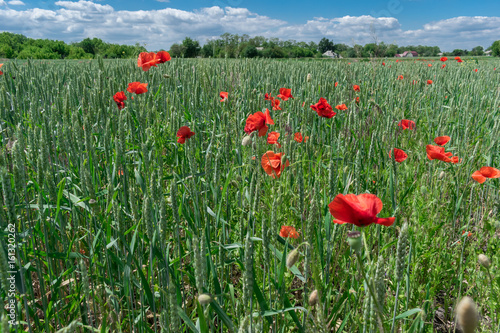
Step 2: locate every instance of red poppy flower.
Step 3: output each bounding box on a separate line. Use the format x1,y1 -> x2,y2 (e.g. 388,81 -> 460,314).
177,126 -> 195,144
427,80 -> 433,85
265,93 -> 274,101
440,57 -> 448,62
277,88 -> 294,101
220,91 -> 228,102
294,132 -> 308,143
127,82 -> 148,94
113,91 -> 127,110
441,64 -> 446,69
355,97 -> 360,104
474,69 -> 478,72
397,119 -> 416,130
471,166 -> 500,184
454,56 -> 461,60
390,148 -> 408,163
301,101 -> 305,107
155,51 -> 171,63
280,225 -> 299,239
457,59 -> 463,63
267,131 -> 281,148
428,64 -> 432,67
353,85 -> 360,92
335,82 -> 338,87
261,151 -> 289,179
272,99 -> 281,111
382,62 -> 385,66
311,98 -> 336,118
0,63 -> 3,75
328,193 -> 395,227
137,52 -> 159,71
244,109 -> 274,137
335,104 -> 348,111
426,145 -> 453,163
434,136 -> 450,146
397,75 -> 404,80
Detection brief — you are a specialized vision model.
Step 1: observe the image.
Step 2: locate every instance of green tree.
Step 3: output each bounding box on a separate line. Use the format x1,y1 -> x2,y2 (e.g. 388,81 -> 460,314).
489,41 -> 500,56
169,43 -> 186,58
318,38 -> 334,54
242,45 -> 258,58
182,37 -> 200,58
470,46 -> 484,56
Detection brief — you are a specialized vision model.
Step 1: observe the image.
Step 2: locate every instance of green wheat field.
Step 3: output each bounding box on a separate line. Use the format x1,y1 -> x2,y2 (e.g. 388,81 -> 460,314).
0,56 -> 499,332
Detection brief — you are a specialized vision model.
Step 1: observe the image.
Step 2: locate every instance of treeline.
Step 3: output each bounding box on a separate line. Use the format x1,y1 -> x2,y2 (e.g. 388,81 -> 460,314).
169,34 -> 444,58
1,31 -> 498,60
0,32 -> 147,59
169,34 -> 499,59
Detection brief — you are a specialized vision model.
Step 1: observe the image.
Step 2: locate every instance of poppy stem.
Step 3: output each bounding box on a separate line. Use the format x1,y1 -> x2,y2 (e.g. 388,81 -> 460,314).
355,251 -> 385,332
390,281 -> 401,333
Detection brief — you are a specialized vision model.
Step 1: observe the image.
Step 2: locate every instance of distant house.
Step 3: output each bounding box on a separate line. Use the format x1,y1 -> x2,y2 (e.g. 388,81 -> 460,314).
485,50 -> 492,56
323,50 -> 342,58
256,47 -> 264,51
395,51 -> 418,58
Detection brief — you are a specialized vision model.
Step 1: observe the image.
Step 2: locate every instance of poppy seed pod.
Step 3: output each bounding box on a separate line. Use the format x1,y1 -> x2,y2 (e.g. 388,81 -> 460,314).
307,73 -> 312,82
242,136 -> 252,146
439,171 -> 446,179
308,290 -> 319,306
456,297 -> 479,333
347,231 -> 362,253
198,293 -> 213,305
286,249 -> 300,268
478,254 -> 491,269
163,74 -> 170,78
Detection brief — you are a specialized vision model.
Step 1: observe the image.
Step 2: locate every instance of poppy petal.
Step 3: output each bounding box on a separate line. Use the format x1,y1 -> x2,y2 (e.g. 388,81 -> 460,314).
478,166 -> 500,178
471,171 -> 486,183
375,217 -> 396,226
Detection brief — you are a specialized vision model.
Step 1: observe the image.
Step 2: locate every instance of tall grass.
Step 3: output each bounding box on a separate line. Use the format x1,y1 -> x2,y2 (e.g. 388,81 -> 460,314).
0,57 -> 499,332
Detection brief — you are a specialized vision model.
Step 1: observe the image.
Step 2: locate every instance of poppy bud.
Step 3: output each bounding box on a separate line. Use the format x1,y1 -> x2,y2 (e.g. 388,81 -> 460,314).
347,231 -> 362,253
198,293 -> 213,305
420,185 -> 428,195
286,249 -> 300,268
163,74 -> 171,78
478,254 -> 490,269
308,290 -> 319,306
307,73 -> 312,82
456,297 -> 479,333
242,136 -> 252,146
439,171 -> 446,179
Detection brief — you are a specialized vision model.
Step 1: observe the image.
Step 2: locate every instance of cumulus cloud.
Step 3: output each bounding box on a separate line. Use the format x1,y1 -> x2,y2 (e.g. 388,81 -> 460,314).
0,1 -> 497,51
7,0 -> 24,5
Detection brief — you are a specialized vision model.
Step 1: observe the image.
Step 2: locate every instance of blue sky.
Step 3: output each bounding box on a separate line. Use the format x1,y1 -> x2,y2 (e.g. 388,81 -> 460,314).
0,0 -> 499,51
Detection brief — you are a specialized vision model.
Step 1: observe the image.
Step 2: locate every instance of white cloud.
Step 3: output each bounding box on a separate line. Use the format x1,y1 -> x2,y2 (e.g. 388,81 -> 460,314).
7,0 -> 24,5
0,1 -> 497,51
